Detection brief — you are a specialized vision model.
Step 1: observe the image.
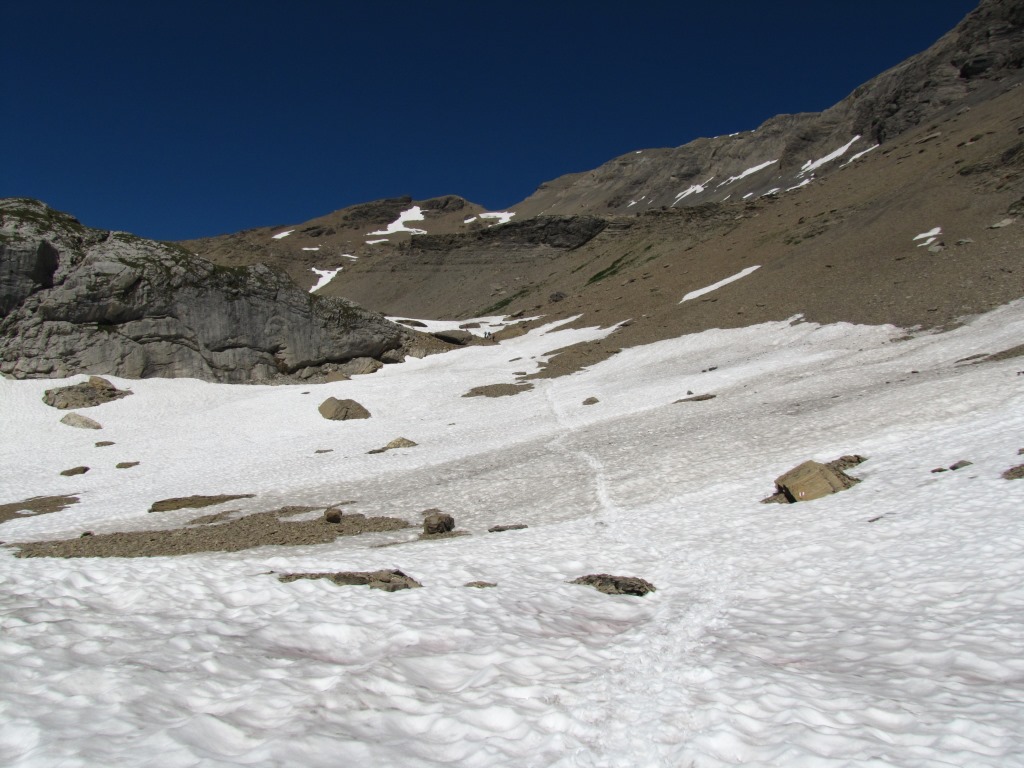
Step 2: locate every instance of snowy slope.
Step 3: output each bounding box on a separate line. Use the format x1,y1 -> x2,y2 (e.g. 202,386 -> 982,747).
2,300 -> 1024,767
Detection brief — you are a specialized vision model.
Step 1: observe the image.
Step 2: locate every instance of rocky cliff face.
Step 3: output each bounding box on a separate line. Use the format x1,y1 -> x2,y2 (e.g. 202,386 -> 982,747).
0,199 -> 422,382
513,0 -> 1024,218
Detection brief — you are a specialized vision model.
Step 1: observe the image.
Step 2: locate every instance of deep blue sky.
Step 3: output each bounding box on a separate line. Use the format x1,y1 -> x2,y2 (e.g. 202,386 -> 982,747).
3,1 -> 979,240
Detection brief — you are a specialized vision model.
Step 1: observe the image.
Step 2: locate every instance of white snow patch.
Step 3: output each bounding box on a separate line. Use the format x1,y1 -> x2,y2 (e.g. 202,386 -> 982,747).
762,187 -> 782,196
301,247 -> 320,251
368,206 -> 428,236
464,216 -> 478,224
342,254 -> 358,260
913,227 -> 942,241
365,239 -> 389,245
742,192 -> 754,200
309,267 -> 342,293
478,211 -> 516,226
271,230 -> 294,240
786,178 -> 813,192
799,135 -> 861,176
680,265 -> 761,303
6,288 -> 1024,766
841,144 -> 879,166
673,177 -> 714,205
717,159 -> 778,187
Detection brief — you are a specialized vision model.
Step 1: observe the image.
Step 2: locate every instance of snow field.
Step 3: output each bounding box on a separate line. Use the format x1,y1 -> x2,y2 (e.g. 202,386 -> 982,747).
2,302 -> 1024,766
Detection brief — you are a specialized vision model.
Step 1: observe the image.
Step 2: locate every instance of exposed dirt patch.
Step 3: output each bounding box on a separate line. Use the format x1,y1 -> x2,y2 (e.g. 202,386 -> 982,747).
570,573 -> 656,596
0,495 -> 80,524
148,494 -> 256,513
15,506 -> 410,558
1003,464 -> 1024,480
278,569 -> 422,592
983,344 -> 1024,362
462,383 -> 535,398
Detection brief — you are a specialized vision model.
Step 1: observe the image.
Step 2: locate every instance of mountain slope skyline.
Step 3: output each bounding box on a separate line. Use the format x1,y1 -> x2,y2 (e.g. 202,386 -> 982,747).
3,0 -> 978,240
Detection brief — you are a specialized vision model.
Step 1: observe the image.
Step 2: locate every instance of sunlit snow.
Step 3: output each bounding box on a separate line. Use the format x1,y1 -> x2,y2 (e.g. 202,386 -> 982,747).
478,211 -> 516,225
365,239 -> 389,245
786,178 -> 813,192
842,143 -> 879,166
271,230 -> 294,240
309,267 -> 342,293
717,159 -> 778,187
3,300 -> 1024,766
368,206 -> 428,236
302,247 -> 320,251
680,265 -> 761,302
673,177 -> 714,205
914,227 -> 942,247
799,136 -> 861,177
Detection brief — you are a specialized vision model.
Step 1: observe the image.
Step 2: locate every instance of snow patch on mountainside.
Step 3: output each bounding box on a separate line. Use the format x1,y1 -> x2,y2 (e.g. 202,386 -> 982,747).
3,301 -> 1024,766
717,159 -> 778,188
680,265 -> 761,302
309,267 -> 342,293
799,136 -> 861,177
368,206 -> 427,236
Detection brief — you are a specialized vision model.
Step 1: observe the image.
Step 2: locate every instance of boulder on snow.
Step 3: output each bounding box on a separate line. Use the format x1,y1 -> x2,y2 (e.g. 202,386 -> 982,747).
60,412 -> 102,429
318,397 -> 371,421
772,459 -> 859,503
278,569 -> 422,592
571,574 -> 656,596
335,357 -> 383,376
367,437 -> 418,454
422,509 -> 455,535
43,376 -> 132,409
60,466 -> 89,476
431,329 -> 474,346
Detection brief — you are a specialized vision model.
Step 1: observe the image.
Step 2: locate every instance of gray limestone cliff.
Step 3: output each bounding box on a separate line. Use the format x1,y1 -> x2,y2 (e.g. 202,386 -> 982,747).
0,199 -> 422,382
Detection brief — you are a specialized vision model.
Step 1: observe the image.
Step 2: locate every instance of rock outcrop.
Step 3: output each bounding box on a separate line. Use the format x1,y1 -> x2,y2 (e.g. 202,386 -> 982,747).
570,574 -> 657,596
43,376 -> 132,409
0,199 -> 424,382
514,0 -> 1024,218
318,397 -> 371,421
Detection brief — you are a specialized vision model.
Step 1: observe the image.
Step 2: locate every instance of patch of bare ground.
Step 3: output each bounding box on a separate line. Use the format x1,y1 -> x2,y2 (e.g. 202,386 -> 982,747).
982,343 -> 1024,362
462,383 -> 534,398
0,495 -> 80,524
148,494 -> 256,513
15,506 -> 410,558
278,569 -> 422,592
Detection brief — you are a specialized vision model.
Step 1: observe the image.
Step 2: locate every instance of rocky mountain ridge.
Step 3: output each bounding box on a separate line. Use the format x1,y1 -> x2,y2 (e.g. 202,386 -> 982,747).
0,199 -> 439,382
515,0 -> 1024,218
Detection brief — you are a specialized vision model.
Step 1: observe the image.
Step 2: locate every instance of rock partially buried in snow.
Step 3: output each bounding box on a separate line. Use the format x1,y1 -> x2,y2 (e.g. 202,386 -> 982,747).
60,413 -> 102,430
335,357 -> 383,376
422,510 -> 455,535
278,569 -> 422,592
488,524 -> 528,533
367,437 -> 418,454
1002,464 -> 1024,480
431,329 -> 474,346
319,397 -> 371,421
571,574 -> 656,597
43,376 -> 132,409
464,581 -> 497,588
323,508 -> 343,523
60,466 -> 89,476
582,396 -> 600,405
773,459 -> 859,502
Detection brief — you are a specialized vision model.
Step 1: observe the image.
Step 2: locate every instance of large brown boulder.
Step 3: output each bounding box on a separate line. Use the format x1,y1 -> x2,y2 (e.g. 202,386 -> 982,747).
422,509 -> 455,535
43,376 -> 132,409
318,397 -> 371,421
774,460 -> 857,502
